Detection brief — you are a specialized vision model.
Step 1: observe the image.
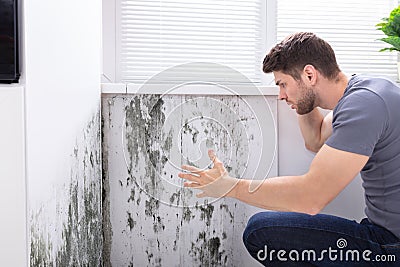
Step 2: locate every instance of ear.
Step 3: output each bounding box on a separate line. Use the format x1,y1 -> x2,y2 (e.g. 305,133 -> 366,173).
303,65 -> 317,85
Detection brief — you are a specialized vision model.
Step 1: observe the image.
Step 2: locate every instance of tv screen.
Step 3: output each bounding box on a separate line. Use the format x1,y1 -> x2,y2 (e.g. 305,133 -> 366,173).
0,0 -> 19,83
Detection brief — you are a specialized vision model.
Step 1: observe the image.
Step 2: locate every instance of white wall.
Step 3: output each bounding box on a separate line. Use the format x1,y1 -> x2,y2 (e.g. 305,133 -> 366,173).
22,0 -> 103,265
0,86 -> 26,267
23,0 -> 101,209
277,101 -> 365,221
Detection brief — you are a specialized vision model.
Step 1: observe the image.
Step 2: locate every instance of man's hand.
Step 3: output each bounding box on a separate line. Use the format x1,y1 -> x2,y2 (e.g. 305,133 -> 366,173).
298,109 -> 333,152
178,150 -> 239,198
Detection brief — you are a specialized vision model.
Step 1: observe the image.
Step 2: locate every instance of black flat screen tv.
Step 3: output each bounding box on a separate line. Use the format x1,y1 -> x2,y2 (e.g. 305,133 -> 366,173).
0,0 -> 19,83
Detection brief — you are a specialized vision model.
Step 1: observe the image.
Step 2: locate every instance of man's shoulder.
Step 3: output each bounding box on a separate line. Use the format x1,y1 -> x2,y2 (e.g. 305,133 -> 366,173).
337,75 -> 400,121
336,87 -> 386,114
345,74 -> 400,100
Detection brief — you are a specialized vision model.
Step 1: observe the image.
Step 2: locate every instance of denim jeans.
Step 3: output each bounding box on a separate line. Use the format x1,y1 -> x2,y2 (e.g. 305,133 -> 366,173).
243,212 -> 400,266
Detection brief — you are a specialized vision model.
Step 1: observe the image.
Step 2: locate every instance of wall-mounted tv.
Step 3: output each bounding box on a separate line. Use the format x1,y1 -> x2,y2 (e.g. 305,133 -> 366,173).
0,0 -> 19,83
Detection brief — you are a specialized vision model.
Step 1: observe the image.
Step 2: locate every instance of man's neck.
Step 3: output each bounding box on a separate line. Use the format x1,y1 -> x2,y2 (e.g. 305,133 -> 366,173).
316,72 -> 349,110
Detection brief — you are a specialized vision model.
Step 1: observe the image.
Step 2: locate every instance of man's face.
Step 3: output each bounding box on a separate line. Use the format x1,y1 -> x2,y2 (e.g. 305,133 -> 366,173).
274,71 -> 316,115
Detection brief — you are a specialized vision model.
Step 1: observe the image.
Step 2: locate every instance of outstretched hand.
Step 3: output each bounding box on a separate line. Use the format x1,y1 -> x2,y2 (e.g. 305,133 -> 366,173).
178,150 -> 239,198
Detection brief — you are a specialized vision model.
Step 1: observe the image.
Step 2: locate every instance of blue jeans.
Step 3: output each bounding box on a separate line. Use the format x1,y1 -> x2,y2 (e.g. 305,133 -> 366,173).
243,212 -> 400,266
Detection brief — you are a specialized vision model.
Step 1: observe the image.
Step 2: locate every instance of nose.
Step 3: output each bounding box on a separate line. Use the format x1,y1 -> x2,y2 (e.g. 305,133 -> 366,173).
278,87 -> 287,101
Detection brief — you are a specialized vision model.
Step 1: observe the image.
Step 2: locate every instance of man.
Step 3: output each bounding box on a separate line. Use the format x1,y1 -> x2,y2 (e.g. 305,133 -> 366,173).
178,32 -> 400,266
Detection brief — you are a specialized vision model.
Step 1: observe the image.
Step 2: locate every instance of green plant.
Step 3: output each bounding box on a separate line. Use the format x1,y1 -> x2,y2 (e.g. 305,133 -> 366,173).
376,6 -> 400,52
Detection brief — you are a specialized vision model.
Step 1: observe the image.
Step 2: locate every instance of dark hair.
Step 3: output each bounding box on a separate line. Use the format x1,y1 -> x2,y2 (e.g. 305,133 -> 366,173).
263,32 -> 341,81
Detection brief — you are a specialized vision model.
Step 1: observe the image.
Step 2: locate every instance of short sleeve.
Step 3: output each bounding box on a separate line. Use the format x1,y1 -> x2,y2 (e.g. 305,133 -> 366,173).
325,90 -> 388,156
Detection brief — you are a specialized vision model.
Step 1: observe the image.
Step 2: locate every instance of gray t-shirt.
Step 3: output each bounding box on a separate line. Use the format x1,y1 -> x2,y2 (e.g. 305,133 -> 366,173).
326,74 -> 400,239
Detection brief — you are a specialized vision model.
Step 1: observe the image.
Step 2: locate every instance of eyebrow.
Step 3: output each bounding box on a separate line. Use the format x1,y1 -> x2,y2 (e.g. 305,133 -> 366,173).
275,80 -> 281,86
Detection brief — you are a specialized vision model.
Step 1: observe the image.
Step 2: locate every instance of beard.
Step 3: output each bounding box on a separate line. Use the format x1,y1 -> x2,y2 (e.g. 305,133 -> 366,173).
295,82 -> 316,115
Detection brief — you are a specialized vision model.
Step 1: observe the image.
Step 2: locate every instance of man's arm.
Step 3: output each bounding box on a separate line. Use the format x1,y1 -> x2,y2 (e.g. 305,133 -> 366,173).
179,147 -> 368,215
298,109 -> 333,153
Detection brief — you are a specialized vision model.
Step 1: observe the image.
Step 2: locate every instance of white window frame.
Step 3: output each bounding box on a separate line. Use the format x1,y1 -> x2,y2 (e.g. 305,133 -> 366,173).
102,0 -> 117,84
101,0 -> 278,95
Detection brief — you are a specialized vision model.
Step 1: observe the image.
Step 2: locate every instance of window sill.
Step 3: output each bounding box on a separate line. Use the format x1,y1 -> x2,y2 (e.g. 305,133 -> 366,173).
101,83 -> 278,96
0,84 -> 23,90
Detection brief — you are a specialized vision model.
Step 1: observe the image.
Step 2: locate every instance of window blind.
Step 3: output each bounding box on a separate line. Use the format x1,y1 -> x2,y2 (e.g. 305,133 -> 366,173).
277,0 -> 398,80
117,0 -> 264,84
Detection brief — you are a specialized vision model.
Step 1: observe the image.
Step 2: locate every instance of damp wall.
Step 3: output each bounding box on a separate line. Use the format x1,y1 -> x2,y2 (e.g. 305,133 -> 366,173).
101,91 -> 366,267
102,93 -> 278,266
22,0 -> 103,265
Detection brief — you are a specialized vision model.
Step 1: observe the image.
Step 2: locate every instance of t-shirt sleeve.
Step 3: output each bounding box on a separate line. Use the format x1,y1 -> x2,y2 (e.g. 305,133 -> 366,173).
325,90 -> 387,157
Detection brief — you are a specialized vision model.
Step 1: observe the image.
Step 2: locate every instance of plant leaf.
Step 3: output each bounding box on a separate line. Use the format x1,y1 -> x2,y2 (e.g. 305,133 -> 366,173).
376,6 -> 400,47
379,36 -> 400,51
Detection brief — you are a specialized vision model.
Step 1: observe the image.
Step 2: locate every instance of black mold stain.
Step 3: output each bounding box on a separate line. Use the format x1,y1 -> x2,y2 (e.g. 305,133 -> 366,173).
191,128 -> 199,143
124,95 -> 169,198
127,212 -> 136,231
189,231 -> 225,266
30,217 -> 52,266
89,151 -> 94,168
161,155 -> 168,165
196,203 -> 214,226
125,175 -> 142,206
136,192 -> 142,206
128,188 -> 135,203
208,237 -> 222,262
220,203 -> 234,223
182,119 -> 191,134
145,249 -> 153,264
169,192 -> 181,206
56,180 -> 102,266
152,216 -> 165,233
181,119 -> 201,144
222,232 -> 227,240
163,129 -> 173,151
145,198 -> 160,217
124,95 -> 179,262
155,257 -> 162,267
30,110 -> 103,267
173,226 -> 180,251
102,100 -> 113,267
182,207 -> 193,223
145,250 -> 162,267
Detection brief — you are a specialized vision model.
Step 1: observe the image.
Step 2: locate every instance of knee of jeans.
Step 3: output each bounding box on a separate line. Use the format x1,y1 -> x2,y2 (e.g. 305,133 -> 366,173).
243,211 -> 276,247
